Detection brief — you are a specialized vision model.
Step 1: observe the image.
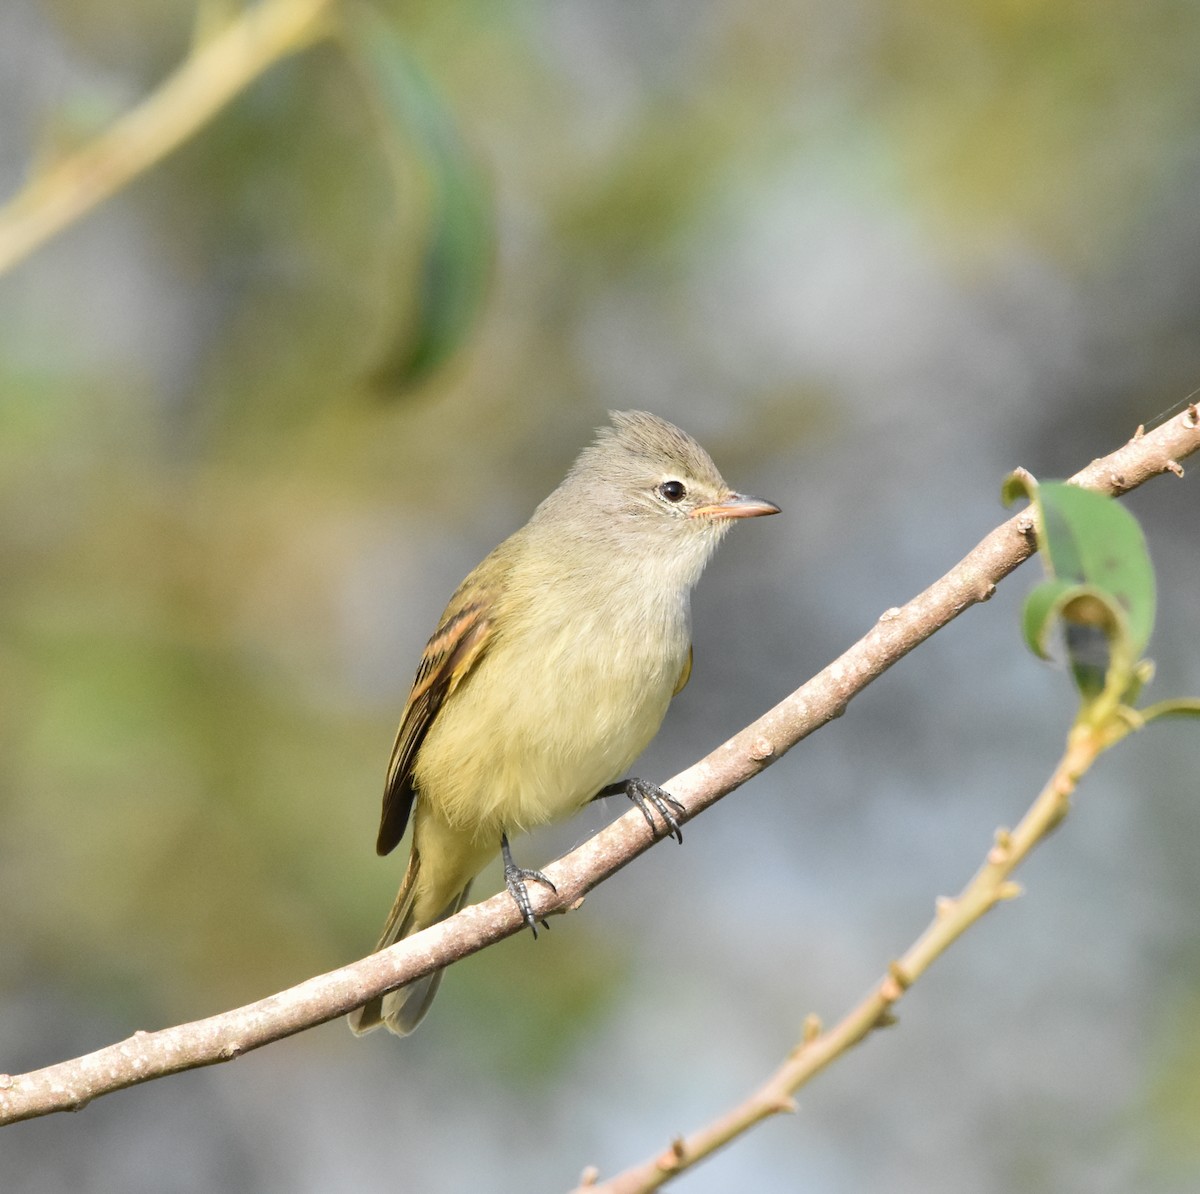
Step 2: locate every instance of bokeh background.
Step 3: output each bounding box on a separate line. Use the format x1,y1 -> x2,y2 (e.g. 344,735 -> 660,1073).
2,1 -> 1199,1190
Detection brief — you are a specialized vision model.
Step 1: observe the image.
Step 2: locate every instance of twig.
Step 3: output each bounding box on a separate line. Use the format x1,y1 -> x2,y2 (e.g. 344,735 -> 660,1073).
574,716 -> 1111,1192
0,405 -> 1196,1126
0,0 -> 334,277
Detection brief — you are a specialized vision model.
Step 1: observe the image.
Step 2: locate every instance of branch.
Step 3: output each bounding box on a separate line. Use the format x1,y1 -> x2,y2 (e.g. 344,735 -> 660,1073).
574,700 -> 1112,1192
0,0 -> 334,277
1,405 -> 1196,1126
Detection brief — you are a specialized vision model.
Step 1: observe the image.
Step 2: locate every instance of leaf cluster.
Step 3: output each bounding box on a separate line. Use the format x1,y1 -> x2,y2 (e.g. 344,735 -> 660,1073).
1004,472 -> 1200,736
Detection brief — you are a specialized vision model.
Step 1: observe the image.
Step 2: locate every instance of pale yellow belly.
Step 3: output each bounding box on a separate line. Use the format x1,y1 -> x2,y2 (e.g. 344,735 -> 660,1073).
413,620 -> 684,843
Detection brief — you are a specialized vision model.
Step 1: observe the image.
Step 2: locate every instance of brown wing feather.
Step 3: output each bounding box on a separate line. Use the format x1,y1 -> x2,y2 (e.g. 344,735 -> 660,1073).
375,597 -> 494,855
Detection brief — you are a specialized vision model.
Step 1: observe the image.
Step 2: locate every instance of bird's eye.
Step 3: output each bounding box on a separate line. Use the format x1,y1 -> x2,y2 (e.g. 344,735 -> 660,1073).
658,479 -> 687,503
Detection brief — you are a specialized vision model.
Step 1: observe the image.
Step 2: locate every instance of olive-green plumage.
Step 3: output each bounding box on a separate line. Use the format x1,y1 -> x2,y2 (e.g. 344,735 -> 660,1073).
349,411 -> 778,1035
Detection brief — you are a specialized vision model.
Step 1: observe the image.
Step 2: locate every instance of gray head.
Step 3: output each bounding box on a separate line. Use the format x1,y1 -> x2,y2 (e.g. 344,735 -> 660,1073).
530,410 -> 779,587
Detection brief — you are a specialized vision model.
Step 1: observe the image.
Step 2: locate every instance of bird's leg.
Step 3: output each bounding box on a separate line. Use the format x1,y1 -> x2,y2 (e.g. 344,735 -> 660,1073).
594,778 -> 686,844
501,833 -> 556,938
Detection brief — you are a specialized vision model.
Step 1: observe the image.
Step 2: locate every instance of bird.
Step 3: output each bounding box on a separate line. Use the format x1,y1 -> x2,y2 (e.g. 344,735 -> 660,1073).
348,410 -> 779,1035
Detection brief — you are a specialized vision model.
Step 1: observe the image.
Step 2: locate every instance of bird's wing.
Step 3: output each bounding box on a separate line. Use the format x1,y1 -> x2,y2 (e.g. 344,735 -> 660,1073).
375,595 -> 495,856
673,644 -> 693,695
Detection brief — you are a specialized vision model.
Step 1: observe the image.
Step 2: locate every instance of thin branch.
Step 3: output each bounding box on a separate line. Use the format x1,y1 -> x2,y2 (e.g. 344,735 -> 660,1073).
0,405 -> 1196,1126
576,716 -> 1114,1192
0,0 -> 334,277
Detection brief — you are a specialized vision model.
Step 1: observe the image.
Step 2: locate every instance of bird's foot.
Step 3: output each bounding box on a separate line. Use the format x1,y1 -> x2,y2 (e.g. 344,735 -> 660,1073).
597,778 -> 686,844
501,833 -> 556,938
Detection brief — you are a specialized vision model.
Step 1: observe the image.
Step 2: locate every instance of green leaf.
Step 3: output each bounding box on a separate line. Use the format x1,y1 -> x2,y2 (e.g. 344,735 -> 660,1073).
1022,578 -> 1082,660
1000,468 -> 1037,509
1022,579 -> 1126,697
1006,478 -> 1157,701
1033,482 -> 1157,658
343,4 -> 493,391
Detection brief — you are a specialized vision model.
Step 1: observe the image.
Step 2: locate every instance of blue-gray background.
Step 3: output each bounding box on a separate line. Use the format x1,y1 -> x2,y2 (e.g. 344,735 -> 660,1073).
2,1 -> 1199,1191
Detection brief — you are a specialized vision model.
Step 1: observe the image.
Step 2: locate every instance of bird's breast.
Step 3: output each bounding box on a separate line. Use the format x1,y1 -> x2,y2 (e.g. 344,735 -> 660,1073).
414,596 -> 690,840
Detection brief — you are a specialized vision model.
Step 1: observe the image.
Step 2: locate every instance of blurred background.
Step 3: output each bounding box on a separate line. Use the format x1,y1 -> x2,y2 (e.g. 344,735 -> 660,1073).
2,0 -> 1199,1190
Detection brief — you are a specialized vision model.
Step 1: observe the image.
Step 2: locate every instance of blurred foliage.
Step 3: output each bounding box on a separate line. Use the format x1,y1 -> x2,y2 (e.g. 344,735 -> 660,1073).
1148,987 -> 1200,1170
878,0 -> 1200,263
438,918 -> 632,1087
344,3 -> 494,391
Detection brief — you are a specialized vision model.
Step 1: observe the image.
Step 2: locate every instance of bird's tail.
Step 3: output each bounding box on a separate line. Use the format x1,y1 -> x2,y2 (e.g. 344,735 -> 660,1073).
347,845 -> 473,1036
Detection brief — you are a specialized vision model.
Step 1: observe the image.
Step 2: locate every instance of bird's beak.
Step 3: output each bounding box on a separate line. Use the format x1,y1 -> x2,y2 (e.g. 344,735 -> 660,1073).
690,492 -> 781,520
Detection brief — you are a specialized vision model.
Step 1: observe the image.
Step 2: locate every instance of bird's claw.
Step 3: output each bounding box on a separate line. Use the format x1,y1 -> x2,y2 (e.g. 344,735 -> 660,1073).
624,778 -> 686,844
501,834 -> 556,938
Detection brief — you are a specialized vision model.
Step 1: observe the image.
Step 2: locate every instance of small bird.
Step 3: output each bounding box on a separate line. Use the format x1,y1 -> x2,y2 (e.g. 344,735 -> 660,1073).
348,410 -> 779,1035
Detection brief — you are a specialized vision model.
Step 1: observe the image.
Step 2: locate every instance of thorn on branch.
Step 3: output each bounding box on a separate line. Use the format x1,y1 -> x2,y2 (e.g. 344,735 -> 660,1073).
987,827 -> 1013,865
935,895 -> 954,917
578,1166 -> 599,1186
881,961 -> 911,1002
655,1138 -> 687,1173
1185,404 -> 1199,427
749,736 -> 775,761
1164,458 -> 1185,478
802,1013 -> 822,1042
996,881 -> 1023,902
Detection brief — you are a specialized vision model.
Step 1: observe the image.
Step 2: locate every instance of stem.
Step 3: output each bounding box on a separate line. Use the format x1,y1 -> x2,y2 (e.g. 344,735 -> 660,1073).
578,725 -> 1107,1193
0,408 -> 1196,1127
0,0 -> 335,276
